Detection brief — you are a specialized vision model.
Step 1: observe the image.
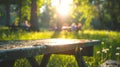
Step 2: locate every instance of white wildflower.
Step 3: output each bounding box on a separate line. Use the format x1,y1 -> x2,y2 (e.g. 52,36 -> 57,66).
106,48 -> 109,51
115,53 -> 120,56
102,48 -> 106,53
116,47 -> 120,50
102,48 -> 109,53
109,46 -> 112,48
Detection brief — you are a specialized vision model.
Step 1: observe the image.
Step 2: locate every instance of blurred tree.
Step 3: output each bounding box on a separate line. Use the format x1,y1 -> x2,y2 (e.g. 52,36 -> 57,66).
73,0 -> 120,30
21,0 -> 31,21
0,5 -> 6,25
88,0 -> 120,30
1,0 -> 120,31
72,0 -> 98,29
102,0 -> 120,30
5,1 -> 10,26
19,0 -> 43,31
39,0 -> 51,28
30,0 -> 39,31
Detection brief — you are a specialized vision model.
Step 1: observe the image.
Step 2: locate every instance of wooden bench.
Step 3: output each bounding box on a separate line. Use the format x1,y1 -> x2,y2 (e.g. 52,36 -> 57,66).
0,38 -> 101,67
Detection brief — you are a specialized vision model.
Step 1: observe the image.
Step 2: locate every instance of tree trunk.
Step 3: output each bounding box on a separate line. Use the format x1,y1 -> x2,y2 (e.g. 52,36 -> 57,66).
96,0 -> 105,29
5,1 -> 10,26
30,0 -> 39,31
18,0 -> 22,25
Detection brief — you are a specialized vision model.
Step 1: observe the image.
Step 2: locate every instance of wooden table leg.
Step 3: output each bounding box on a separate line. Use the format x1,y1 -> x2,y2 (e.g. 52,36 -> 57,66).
39,54 -> 51,67
0,60 -> 15,67
27,57 -> 39,67
74,48 -> 87,67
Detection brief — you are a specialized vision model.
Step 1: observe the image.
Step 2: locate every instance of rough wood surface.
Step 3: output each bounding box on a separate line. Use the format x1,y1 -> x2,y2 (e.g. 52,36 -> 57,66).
0,38 -> 100,62
0,39 -> 100,50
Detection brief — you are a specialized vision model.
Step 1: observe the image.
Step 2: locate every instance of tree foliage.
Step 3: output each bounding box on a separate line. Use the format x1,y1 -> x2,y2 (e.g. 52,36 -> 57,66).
101,0 -> 120,30
20,0 -> 43,21
0,0 -> 120,31
72,0 -> 120,30
20,0 -> 43,31
21,0 -> 31,21
72,0 -> 98,29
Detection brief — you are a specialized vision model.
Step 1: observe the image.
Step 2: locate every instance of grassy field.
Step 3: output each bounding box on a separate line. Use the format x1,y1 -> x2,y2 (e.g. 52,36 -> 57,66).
0,29 -> 120,67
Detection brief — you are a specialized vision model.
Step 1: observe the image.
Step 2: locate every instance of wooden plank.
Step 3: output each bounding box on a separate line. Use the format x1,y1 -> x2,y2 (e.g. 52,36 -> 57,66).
79,46 -> 93,56
74,47 -> 87,67
27,57 -> 39,67
0,46 -> 46,62
0,60 -> 15,67
50,46 -> 93,56
39,54 -> 51,67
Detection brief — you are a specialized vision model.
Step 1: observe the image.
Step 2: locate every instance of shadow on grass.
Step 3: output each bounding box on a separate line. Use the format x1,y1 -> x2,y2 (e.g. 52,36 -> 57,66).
51,31 -> 61,38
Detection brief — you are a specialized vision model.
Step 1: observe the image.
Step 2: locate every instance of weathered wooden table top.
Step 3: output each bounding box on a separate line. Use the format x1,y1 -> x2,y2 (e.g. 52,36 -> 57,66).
0,39 -> 100,50
0,38 -> 100,62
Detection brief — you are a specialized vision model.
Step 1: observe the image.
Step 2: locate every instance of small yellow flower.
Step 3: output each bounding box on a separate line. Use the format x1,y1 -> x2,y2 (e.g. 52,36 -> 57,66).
97,51 -> 100,54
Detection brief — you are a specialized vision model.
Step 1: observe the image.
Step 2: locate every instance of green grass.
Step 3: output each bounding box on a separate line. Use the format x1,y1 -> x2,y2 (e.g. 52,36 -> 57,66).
0,30 -> 120,67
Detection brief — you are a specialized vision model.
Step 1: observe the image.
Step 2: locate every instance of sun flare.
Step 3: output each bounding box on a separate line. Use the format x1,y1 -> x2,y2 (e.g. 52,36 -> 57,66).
57,6 -> 69,15
52,0 -> 73,16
